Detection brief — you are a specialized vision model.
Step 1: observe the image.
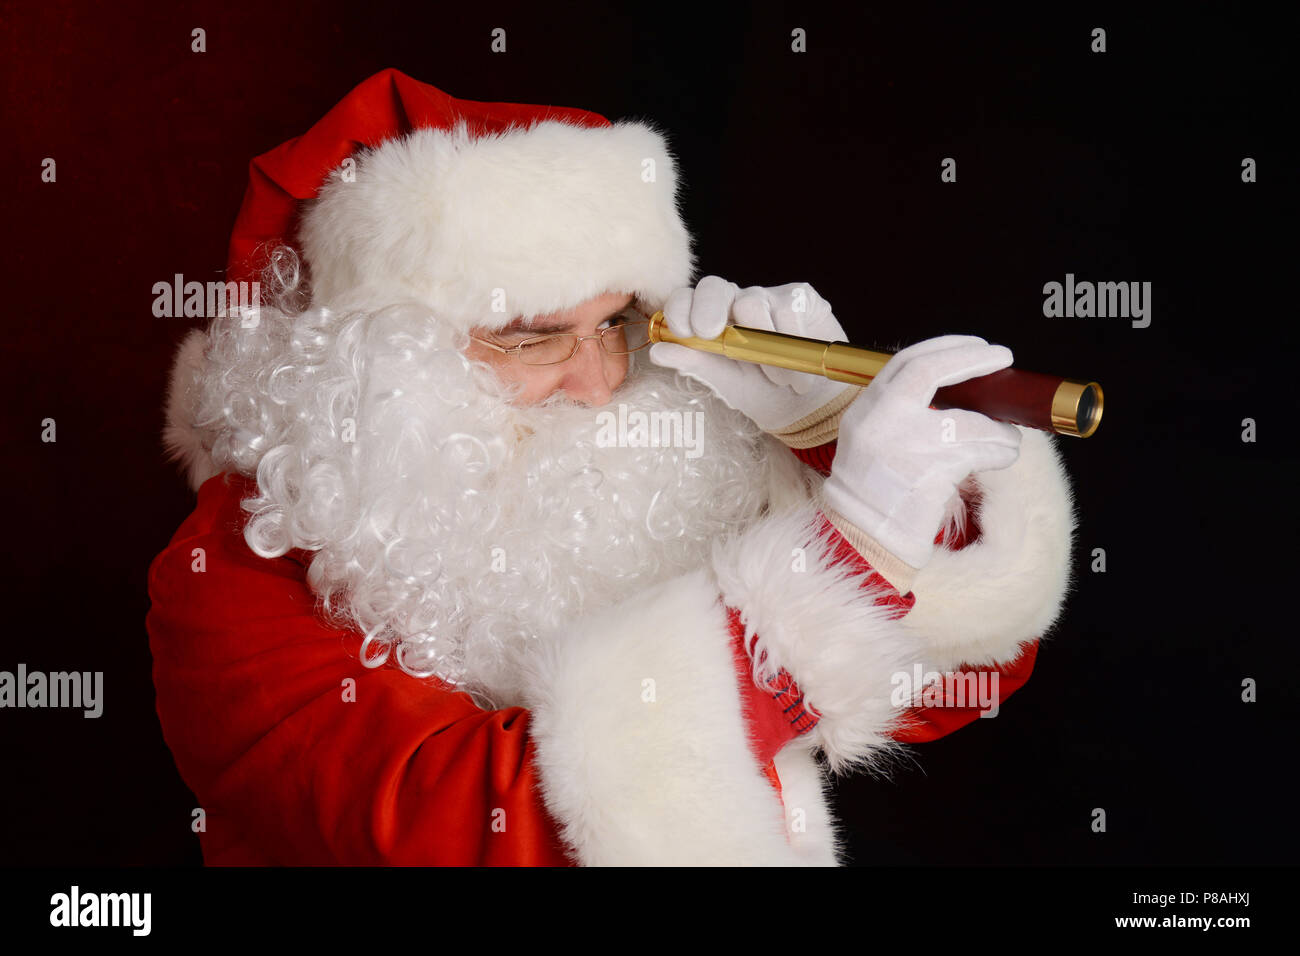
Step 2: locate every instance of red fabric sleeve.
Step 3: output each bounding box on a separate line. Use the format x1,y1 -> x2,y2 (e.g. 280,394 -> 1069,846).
790,439 -> 838,477
728,617 -> 816,768
725,513 -> 915,768
146,473 -> 576,866
788,439 -> 1041,743
889,641 -> 1038,743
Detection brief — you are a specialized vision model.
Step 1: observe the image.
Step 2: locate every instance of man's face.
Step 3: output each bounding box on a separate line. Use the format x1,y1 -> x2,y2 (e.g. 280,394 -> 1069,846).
463,291 -> 637,406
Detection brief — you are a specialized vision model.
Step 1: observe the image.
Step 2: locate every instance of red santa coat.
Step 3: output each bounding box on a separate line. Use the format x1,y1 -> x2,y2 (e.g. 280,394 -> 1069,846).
146,433 -> 1073,865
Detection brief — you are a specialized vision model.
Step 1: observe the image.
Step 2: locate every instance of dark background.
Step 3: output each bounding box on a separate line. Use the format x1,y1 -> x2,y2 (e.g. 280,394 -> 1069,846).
1,0 -> 1294,867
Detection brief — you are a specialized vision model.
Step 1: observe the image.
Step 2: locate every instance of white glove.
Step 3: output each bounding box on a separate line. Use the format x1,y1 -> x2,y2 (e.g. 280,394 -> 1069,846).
648,276 -> 856,431
822,335 -> 1022,572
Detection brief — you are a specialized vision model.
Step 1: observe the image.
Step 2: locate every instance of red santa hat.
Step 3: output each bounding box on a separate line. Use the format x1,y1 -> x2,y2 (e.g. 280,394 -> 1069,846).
227,68 -> 695,331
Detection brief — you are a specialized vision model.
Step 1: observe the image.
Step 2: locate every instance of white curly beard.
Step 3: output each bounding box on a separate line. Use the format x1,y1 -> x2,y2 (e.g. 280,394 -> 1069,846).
205,301 -> 810,709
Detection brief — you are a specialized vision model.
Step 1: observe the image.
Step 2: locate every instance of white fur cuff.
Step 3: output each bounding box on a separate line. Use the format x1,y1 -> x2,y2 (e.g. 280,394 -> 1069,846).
901,426 -> 1077,672
711,506 -> 924,777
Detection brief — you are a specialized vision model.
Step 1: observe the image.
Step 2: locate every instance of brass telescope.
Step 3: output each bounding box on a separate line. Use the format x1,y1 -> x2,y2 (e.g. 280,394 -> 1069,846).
646,311 -> 1103,438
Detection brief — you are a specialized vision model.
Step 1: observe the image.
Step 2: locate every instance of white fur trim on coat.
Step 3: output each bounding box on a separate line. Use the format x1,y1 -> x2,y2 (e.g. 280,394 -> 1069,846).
298,119 -> 695,332
519,568 -> 814,865
900,426 -> 1077,672
772,746 -> 841,865
712,506 -> 923,777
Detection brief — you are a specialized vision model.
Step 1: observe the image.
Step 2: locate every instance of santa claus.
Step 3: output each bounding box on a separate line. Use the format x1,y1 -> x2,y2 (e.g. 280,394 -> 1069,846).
147,69 -> 1076,865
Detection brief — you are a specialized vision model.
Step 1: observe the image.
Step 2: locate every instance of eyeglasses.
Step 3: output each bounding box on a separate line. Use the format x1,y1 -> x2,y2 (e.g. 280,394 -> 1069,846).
469,308 -> 653,366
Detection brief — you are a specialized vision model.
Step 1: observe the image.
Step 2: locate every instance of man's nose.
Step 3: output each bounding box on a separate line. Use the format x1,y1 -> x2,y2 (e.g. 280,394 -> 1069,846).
560,337 -> 620,407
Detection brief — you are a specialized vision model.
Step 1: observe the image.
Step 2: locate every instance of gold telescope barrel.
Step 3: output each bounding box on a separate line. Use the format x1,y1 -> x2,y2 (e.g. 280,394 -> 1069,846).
647,311 -> 1103,438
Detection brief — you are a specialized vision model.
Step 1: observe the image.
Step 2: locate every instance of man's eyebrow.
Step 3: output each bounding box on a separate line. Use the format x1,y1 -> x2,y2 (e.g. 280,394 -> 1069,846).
500,300 -> 638,336
499,318 -> 574,335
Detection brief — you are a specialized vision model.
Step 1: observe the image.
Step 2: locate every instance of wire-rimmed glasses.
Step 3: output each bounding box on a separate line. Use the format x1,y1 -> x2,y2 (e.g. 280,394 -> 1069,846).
469,307 -> 652,366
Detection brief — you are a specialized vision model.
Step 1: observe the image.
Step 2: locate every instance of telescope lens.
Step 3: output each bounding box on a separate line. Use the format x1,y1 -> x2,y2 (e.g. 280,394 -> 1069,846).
1075,384 -> 1103,438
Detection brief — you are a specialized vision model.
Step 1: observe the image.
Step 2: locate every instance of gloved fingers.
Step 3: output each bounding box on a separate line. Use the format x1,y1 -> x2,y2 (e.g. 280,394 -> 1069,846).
874,334 -> 990,388
648,341 -> 716,373
673,275 -> 739,340
648,341 -> 750,396
768,365 -> 835,394
739,283 -> 846,341
909,408 -> 1020,475
731,287 -> 778,331
727,297 -> 809,391
950,435 -> 1022,475
661,278 -> 744,340
925,406 -> 1021,446
661,287 -> 697,339
731,287 -> 845,393
888,342 -> 1014,405
782,284 -> 846,341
